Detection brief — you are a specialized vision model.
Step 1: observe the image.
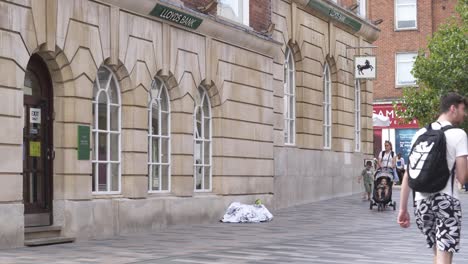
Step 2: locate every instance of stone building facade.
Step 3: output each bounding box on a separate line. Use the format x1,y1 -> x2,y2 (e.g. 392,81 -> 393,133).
0,0 -> 378,248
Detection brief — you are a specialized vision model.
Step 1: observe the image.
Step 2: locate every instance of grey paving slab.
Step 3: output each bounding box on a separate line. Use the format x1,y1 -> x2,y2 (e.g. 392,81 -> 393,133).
2,189 -> 468,263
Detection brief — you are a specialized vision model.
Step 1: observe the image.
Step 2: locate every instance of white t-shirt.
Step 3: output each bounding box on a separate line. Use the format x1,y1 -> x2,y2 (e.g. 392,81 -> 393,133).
396,158 -> 405,170
412,120 -> 468,201
380,151 -> 394,168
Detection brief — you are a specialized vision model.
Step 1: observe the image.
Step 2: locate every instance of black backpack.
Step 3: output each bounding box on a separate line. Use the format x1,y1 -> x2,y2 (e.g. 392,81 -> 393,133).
381,150 -> 394,159
407,123 -> 454,193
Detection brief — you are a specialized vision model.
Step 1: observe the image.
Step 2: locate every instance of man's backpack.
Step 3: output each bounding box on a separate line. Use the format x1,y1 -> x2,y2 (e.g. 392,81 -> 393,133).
407,123 -> 454,193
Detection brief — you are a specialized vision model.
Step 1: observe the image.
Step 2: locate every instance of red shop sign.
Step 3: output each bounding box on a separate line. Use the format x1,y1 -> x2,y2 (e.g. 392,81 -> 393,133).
373,104 -> 419,129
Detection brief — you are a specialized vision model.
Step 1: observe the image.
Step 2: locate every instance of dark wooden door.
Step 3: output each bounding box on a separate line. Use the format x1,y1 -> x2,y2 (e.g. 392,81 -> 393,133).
23,54 -> 53,227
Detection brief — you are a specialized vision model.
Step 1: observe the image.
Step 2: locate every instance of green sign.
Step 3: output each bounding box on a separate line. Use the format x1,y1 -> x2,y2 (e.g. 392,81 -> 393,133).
77,125 -> 90,160
149,4 -> 203,29
307,0 -> 362,32
30,141 -> 41,157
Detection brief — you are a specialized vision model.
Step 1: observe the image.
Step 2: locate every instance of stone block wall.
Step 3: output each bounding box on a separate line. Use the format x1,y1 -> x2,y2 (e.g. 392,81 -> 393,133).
0,0 -> 377,248
271,0 -> 374,208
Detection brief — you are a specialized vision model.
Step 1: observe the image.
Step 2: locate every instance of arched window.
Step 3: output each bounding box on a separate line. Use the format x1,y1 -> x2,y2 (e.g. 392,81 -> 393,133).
323,63 -> 332,149
92,66 -> 121,193
354,80 -> 361,152
194,87 -> 212,191
284,46 -> 295,145
148,78 -> 171,192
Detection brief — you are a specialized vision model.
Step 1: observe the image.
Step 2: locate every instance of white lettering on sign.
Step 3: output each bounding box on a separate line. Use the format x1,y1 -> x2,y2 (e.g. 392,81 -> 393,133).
30,108 -> 41,124
159,8 -> 198,28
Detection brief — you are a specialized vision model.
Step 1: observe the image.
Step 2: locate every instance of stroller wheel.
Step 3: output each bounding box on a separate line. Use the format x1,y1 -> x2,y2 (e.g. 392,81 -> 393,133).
370,201 -> 373,210
393,201 -> 396,210
377,204 -> 381,211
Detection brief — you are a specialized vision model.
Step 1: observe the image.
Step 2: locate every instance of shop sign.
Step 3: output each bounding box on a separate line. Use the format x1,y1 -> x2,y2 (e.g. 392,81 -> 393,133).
355,56 -> 376,79
77,125 -> 90,160
149,4 -> 203,29
307,0 -> 362,32
373,104 -> 419,129
395,129 -> 419,163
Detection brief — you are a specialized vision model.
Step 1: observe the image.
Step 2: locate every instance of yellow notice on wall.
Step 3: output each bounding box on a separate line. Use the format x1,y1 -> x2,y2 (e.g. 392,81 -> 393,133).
30,141 -> 41,157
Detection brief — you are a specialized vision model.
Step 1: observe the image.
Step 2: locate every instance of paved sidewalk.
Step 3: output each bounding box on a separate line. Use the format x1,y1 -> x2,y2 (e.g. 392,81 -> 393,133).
2,190 -> 468,264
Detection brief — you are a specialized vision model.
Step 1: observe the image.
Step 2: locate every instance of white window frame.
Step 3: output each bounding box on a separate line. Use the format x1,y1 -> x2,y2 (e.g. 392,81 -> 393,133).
357,0 -> 366,18
148,78 -> 171,193
323,63 -> 332,149
194,87 -> 212,192
217,0 -> 249,26
354,80 -> 361,152
92,66 -> 121,194
395,0 -> 417,30
395,52 -> 417,86
284,46 -> 295,145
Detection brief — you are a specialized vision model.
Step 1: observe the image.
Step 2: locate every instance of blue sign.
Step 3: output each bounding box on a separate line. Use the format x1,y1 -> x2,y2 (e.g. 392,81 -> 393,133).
395,129 -> 418,163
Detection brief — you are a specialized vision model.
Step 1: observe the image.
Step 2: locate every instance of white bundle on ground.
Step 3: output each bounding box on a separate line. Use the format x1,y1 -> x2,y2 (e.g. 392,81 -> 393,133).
221,202 -> 273,223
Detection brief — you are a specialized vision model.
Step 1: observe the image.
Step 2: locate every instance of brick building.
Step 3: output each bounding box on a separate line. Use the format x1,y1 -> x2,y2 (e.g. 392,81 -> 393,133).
0,0 -> 378,248
366,0 -> 458,157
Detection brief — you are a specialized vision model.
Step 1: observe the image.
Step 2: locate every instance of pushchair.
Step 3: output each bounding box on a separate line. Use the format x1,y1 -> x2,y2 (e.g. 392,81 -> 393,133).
369,167 -> 396,211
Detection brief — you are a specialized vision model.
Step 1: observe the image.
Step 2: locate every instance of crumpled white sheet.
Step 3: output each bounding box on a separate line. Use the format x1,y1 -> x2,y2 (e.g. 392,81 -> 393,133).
221,202 -> 274,223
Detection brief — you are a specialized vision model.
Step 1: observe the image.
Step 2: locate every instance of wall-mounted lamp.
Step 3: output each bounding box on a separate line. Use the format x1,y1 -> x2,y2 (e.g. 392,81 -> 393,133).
348,4 -> 359,11
372,19 -> 384,25
197,0 -> 217,13
261,23 -> 276,36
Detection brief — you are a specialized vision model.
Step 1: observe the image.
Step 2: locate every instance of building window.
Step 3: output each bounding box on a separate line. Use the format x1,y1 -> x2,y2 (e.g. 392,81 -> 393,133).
354,80 -> 361,152
284,46 -> 295,145
92,66 -> 121,193
217,0 -> 249,26
396,53 -> 417,86
323,63 -> 332,149
194,87 -> 212,191
148,78 -> 171,192
395,0 -> 417,30
357,0 -> 366,18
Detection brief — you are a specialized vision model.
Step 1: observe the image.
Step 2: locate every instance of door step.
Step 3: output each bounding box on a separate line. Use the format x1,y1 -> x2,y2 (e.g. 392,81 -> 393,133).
25,237 -> 75,247
24,226 -> 75,246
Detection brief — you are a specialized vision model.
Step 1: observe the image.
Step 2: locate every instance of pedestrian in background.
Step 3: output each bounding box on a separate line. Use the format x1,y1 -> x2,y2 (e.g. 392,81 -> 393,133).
395,153 -> 405,185
398,92 -> 468,264
378,141 -> 395,169
359,160 -> 374,201
378,140 -> 399,182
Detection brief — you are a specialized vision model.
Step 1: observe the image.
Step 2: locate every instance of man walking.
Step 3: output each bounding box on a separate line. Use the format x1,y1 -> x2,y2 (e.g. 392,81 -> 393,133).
398,92 -> 468,264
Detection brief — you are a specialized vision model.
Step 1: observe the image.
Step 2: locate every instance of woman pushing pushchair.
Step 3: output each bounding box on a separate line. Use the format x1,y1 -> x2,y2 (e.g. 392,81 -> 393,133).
370,141 -> 398,211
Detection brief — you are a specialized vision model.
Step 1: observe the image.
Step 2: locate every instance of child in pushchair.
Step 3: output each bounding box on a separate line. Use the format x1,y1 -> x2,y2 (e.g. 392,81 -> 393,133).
370,167 -> 397,211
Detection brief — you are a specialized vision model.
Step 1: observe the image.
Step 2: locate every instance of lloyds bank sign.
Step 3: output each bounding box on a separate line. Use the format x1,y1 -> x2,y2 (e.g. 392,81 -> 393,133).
150,4 -> 203,29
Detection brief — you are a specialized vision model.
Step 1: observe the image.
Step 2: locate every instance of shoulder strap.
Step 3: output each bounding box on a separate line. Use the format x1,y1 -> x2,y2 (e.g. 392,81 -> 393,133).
441,125 -> 454,132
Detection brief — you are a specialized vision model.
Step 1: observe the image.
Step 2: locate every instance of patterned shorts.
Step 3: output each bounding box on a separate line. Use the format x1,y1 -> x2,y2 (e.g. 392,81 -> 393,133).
414,193 -> 462,253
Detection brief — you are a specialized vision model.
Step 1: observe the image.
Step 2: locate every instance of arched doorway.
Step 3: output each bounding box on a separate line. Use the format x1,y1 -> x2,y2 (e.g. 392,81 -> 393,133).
23,54 -> 53,227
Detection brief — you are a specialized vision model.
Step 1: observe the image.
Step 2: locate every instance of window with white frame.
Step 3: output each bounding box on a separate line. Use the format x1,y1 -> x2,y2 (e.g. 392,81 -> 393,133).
395,0 -> 417,30
92,66 -> 121,193
323,63 -> 332,149
354,80 -> 361,152
194,87 -> 212,191
357,0 -> 366,18
148,78 -> 171,192
217,0 -> 249,26
284,46 -> 295,145
396,53 -> 417,86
